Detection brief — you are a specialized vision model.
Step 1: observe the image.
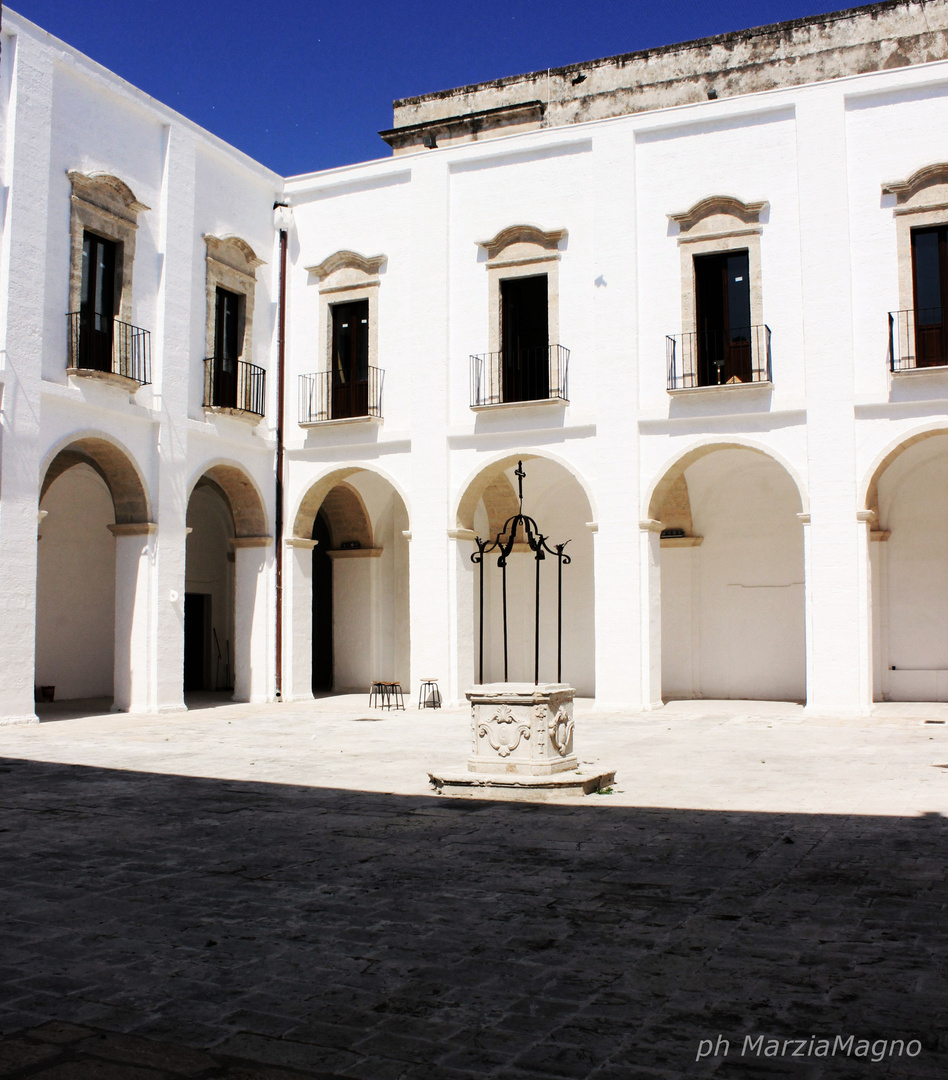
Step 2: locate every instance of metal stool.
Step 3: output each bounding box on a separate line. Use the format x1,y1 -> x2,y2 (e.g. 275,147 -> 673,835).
418,678 -> 442,709
369,680 -> 387,708
383,681 -> 405,711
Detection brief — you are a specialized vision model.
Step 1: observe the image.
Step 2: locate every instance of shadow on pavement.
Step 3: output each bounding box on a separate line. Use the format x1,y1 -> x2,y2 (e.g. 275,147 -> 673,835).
0,757 -> 944,1079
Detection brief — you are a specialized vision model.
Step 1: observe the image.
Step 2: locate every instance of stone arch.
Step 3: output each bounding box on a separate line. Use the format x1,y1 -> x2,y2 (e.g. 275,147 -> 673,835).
454,450 -> 597,534
187,461 -> 268,538
318,483 -> 373,549
651,440 -> 807,704
40,432 -> 152,525
861,423 -> 948,523
291,464 -> 411,541
646,437 -> 807,523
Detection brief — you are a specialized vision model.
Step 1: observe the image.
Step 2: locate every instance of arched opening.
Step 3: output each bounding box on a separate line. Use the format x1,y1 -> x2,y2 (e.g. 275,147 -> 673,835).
36,435 -> 151,710
290,468 -> 410,697
652,445 -> 805,702
185,478 -> 235,694
185,463 -> 269,703
456,454 -> 595,695
866,430 -> 948,701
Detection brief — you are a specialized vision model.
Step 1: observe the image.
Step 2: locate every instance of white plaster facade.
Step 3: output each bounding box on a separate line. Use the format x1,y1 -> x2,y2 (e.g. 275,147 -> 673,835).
5,4 -> 948,722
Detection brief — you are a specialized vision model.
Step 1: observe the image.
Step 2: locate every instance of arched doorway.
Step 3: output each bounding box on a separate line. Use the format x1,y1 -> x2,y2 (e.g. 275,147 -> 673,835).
650,444 -> 806,702
36,435 -> 152,710
865,430 -> 948,701
289,468 -> 410,698
454,454 -> 595,696
185,463 -> 269,703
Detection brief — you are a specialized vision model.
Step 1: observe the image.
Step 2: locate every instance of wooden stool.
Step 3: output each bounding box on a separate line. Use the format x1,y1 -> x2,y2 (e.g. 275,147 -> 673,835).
418,678 -> 442,709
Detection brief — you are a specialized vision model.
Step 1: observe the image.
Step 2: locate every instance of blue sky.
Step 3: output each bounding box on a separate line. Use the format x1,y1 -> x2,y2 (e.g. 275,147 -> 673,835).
12,1 -> 849,176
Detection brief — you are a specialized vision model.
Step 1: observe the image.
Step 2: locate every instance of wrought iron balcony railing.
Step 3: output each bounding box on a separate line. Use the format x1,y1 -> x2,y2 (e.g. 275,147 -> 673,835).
298,367 -> 384,424
67,312 -> 151,385
204,356 -> 266,417
470,344 -> 569,407
666,325 -> 772,391
889,309 -> 948,371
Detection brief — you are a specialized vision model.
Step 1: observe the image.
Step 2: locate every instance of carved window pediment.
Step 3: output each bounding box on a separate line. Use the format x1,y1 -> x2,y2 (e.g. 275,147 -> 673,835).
204,235 -> 265,279
669,195 -> 768,241
883,163 -> 948,215
67,170 -> 149,227
477,224 -> 567,267
306,250 -> 387,293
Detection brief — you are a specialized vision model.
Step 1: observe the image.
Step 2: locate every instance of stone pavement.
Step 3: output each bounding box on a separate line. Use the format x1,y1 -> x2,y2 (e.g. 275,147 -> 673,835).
0,695 -> 946,1078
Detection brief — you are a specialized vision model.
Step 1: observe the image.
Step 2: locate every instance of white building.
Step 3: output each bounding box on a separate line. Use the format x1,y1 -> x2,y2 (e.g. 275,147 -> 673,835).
4,0 -> 948,724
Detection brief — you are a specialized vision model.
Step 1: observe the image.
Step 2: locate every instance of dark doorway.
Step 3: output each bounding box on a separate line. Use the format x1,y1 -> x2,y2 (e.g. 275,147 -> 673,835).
212,287 -> 241,408
331,299 -> 369,419
501,275 -> 549,402
79,231 -> 117,373
184,593 -> 210,691
694,250 -> 752,385
312,510 -> 334,692
912,225 -> 948,367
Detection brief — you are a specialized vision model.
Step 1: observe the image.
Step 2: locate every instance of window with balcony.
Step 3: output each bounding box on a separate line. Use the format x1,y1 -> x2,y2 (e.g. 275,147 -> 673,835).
66,172 -> 150,386
666,196 -> 771,391
203,236 -> 264,417
471,224 -> 569,408
301,250 -> 385,425
883,164 -> 948,373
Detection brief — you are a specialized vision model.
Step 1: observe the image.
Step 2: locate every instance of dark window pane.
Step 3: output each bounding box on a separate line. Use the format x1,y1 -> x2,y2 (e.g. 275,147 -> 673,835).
913,228 -> 942,320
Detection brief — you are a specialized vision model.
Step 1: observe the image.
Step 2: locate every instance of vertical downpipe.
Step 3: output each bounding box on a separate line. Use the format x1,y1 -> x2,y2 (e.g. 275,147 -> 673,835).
274,203 -> 290,701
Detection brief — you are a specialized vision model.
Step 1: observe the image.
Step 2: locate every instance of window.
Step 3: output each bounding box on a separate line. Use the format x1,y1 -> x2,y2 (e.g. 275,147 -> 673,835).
303,250 -> 385,424
472,224 -> 568,407
331,299 -> 370,418
67,172 -> 149,385
203,236 -> 263,416
694,250 -> 752,385
501,275 -> 549,401
666,196 -> 769,390
79,231 -> 118,372
211,287 -> 242,408
882,164 -> 948,372
911,225 -> 948,367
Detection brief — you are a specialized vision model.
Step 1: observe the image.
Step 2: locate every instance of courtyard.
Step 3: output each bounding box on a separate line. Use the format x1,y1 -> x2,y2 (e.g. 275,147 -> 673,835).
0,696 -> 945,1078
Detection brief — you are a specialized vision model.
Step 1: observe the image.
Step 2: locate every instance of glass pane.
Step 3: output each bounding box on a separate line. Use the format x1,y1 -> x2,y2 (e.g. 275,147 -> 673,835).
726,252 -> 751,340
914,229 -> 942,322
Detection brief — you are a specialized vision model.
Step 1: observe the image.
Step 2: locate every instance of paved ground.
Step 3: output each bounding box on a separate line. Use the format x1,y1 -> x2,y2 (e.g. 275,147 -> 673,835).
0,695 -> 946,1078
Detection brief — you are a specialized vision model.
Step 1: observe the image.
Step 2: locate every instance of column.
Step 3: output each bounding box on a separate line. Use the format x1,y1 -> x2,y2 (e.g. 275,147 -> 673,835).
796,90 -> 866,715
153,123 -> 197,713
111,524 -> 157,712
283,538 -> 316,702
0,34 -> 55,723
233,538 -> 272,703
638,521 -> 663,710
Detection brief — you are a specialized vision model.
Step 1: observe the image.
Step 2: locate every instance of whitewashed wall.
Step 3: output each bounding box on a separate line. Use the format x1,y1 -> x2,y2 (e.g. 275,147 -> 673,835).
6,6 -> 948,720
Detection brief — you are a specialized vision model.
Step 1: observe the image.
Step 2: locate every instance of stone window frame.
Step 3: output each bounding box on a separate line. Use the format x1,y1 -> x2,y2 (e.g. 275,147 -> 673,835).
882,163 -> 948,366
306,250 -> 386,380
472,224 -> 568,410
203,235 -> 264,369
667,195 -> 769,388
66,171 -> 148,372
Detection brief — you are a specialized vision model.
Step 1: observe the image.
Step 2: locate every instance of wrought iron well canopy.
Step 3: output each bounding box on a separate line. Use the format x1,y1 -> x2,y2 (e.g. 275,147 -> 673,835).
471,460 -> 571,685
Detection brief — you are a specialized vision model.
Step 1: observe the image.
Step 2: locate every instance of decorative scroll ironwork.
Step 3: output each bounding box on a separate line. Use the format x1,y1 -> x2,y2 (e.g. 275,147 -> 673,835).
471,460 -> 571,685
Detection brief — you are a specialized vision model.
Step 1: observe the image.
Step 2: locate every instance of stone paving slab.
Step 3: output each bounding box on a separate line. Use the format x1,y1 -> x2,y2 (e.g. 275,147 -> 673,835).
0,696 -> 946,1077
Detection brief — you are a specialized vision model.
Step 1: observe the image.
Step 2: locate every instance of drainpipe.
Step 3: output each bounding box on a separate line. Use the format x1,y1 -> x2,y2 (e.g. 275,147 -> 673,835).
273,201 -> 292,701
